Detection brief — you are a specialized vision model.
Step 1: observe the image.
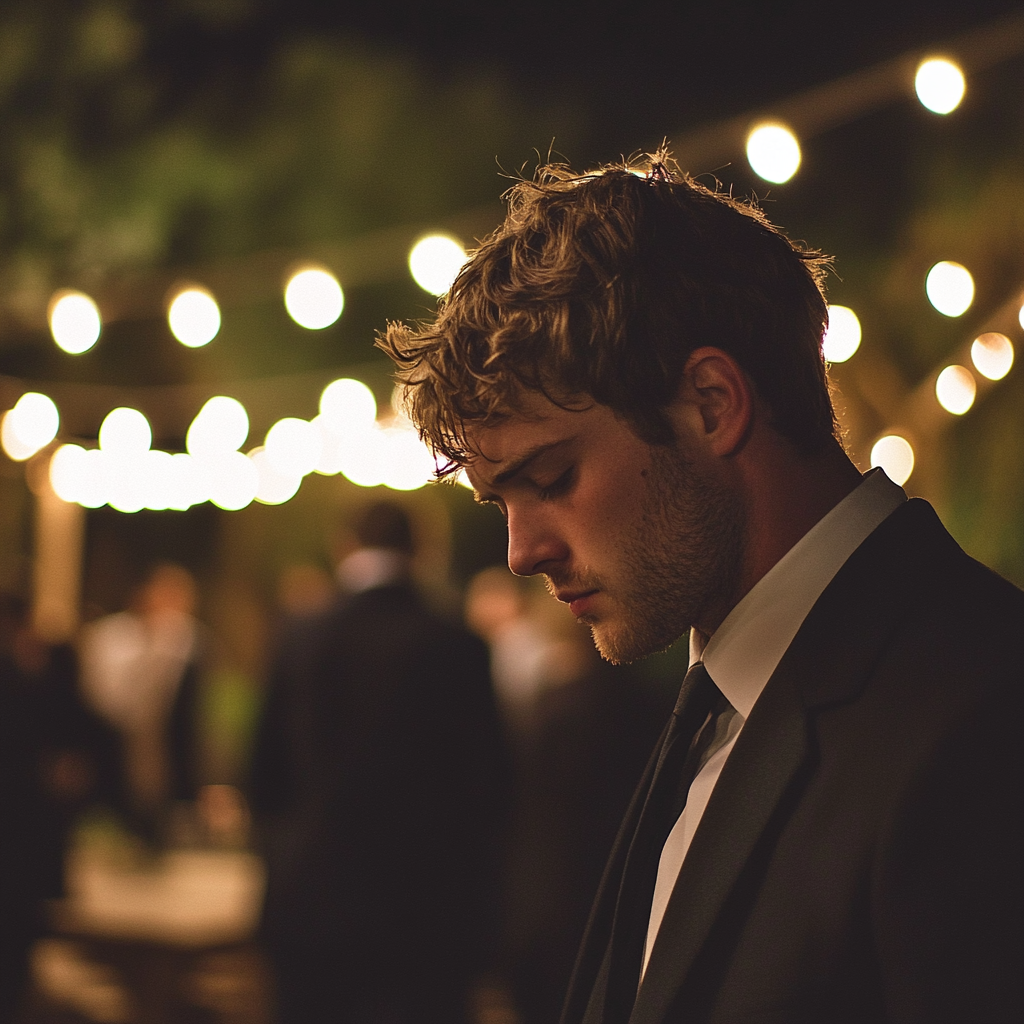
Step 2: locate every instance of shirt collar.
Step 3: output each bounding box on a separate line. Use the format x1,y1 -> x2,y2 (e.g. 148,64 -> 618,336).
694,468 -> 907,719
337,548 -> 411,594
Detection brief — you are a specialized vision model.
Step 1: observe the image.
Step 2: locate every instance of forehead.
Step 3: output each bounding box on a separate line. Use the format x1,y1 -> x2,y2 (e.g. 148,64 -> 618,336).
464,392 -> 589,465
462,391 -> 645,493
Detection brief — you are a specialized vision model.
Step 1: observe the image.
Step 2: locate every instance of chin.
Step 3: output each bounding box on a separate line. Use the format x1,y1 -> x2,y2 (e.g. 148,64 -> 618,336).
591,616 -> 688,666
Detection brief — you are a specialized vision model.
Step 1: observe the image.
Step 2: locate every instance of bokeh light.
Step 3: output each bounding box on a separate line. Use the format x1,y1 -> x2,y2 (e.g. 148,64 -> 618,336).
49,444 -> 88,503
971,333 -> 1014,381
284,268 -> 344,329
106,452 -> 149,513
378,424 -> 437,491
264,418 -> 323,477
745,124 -> 801,184
1,392 -> 60,460
168,453 -> 206,511
249,447 -> 303,505
935,364 -> 976,414
319,378 -> 377,432
1018,301 -> 1024,332
76,450 -> 110,508
49,290 -> 102,354
915,58 -> 966,114
203,451 -> 259,510
140,449 -> 177,511
870,435 -> 915,486
822,305 -> 862,362
168,287 -> 221,348
186,396 -> 249,457
409,235 -> 467,295
925,261 -> 974,317
99,407 -> 152,455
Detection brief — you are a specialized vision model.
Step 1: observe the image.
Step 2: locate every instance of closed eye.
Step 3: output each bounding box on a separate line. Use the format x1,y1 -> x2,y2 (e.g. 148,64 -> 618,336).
538,466 -> 575,500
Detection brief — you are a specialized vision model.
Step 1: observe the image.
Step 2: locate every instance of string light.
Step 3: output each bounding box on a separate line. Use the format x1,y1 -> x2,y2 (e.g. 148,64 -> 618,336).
49,291 -> 102,354
870,435 -> 915,485
823,305 -> 862,362
935,365 -> 976,414
168,287 -> 221,348
915,58 -> 966,114
0,392 -> 60,461
409,236 -> 467,296
745,123 -> 801,184
925,261 -> 974,317
971,333 -> 1014,381
284,268 -> 344,329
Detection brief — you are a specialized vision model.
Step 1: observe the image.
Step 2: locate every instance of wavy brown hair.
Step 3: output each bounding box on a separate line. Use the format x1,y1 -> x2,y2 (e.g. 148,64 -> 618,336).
377,152 -> 836,475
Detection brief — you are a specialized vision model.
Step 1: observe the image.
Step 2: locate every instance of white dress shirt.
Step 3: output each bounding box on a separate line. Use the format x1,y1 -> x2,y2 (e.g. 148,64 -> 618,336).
641,468 -> 907,977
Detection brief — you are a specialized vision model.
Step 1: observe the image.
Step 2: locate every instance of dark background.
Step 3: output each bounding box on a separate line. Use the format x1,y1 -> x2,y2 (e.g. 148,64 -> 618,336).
1,0 -> 1021,671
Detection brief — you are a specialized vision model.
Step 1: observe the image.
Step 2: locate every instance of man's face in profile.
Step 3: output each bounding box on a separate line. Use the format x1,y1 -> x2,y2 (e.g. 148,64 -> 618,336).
465,391 -> 744,663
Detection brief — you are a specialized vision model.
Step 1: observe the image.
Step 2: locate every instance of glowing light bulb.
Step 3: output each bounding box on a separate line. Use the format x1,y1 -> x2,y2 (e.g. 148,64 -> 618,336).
379,424 -> 436,491
338,423 -> 388,488
409,235 -> 468,296
106,453 -> 148,513
319,378 -> 377,433
823,305 -> 862,363
1,392 -> 59,460
168,287 -> 221,348
284,268 -> 344,329
140,450 -> 177,511
925,261 -> 973,317
49,444 -> 89,503
915,58 -> 965,114
870,435 -> 915,486
971,333 -> 1013,381
249,447 -> 303,505
935,365 -> 976,415
99,407 -> 151,455
49,290 -> 101,354
264,418 -> 322,478
745,124 -> 801,184
205,451 -> 258,510
186,396 -> 249,457
168,453 -> 206,510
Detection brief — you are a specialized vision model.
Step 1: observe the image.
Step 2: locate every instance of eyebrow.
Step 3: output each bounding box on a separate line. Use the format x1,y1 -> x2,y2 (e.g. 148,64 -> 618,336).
473,438 -> 571,501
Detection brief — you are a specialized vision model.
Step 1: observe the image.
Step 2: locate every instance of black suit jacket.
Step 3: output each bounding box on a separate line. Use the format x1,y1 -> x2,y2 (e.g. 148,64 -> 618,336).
250,581 -> 510,983
563,499 -> 1024,1024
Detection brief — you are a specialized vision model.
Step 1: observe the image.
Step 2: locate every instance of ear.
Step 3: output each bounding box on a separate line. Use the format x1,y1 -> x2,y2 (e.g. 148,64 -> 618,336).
669,346 -> 754,457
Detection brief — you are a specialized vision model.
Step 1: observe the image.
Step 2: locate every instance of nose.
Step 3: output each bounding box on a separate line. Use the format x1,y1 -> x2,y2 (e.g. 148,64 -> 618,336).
506,507 -> 569,577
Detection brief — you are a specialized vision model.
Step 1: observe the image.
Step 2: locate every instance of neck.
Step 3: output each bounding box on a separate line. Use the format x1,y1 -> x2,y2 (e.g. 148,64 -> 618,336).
700,437 -> 861,637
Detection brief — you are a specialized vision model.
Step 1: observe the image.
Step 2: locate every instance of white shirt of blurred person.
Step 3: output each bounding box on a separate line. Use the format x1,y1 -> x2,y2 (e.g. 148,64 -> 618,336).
466,566 -> 591,734
79,564 -> 201,823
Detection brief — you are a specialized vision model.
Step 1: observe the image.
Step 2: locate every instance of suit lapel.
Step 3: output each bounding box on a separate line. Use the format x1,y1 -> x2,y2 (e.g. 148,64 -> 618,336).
631,666 -> 808,1023
629,500 -> 953,1022
563,719 -> 672,1024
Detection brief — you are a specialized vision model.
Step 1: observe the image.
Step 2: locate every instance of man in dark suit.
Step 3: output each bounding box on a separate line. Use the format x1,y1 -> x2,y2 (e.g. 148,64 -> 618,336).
378,153 -> 1023,1022
249,500 -> 509,1024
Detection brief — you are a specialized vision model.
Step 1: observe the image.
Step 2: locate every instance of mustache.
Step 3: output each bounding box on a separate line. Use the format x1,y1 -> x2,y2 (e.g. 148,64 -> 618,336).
543,569 -> 602,597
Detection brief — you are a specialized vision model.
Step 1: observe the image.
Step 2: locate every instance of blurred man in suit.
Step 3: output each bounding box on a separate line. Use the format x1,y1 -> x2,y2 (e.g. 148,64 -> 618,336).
379,154 -> 1023,1023
250,500 -> 509,1024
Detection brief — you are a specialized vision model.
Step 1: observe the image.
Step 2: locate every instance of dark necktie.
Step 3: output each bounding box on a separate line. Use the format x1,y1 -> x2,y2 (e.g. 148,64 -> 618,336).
600,661 -> 721,1023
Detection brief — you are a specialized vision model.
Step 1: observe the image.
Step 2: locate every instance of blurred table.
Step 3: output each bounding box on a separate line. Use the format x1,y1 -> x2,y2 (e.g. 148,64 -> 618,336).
46,847 -> 268,1024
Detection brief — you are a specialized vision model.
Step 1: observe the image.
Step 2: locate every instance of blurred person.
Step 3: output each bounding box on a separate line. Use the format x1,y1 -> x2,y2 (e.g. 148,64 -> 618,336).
78,563 -> 205,846
0,594 -> 119,1022
465,566 -> 582,740
379,154 -> 1024,1023
249,499 -> 510,1024
275,561 -> 336,620
468,574 -> 671,1024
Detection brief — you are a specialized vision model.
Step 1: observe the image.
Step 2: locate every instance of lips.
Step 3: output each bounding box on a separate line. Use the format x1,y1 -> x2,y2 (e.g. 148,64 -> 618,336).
558,590 -> 599,617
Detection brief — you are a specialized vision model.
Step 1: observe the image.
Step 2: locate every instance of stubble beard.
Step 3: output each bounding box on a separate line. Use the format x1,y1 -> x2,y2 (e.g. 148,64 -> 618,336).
558,444 -> 745,665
